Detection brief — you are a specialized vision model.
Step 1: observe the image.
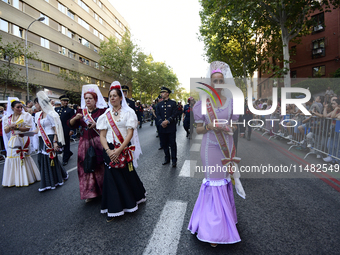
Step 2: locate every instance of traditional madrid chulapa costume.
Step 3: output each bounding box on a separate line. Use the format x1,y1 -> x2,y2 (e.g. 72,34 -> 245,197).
68,84 -> 106,200
188,61 -> 246,244
97,81 -> 146,217
2,97 -> 40,187
35,91 -> 68,192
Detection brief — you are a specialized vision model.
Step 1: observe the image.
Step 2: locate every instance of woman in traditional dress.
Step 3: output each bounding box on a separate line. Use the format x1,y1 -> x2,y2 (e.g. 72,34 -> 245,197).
68,84 -> 106,203
2,98 -> 40,187
97,81 -> 146,222
188,61 -> 246,247
34,92 -> 68,192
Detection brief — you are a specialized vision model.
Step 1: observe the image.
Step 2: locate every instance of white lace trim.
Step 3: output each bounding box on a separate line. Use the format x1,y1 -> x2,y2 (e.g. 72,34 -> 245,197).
101,194 -> 146,217
202,178 -> 231,186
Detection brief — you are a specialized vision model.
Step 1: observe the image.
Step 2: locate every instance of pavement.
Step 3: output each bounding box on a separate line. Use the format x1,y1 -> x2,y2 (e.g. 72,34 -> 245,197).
0,122 -> 339,254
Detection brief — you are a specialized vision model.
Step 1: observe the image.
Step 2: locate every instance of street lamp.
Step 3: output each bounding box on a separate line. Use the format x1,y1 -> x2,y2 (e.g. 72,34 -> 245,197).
25,16 -> 45,101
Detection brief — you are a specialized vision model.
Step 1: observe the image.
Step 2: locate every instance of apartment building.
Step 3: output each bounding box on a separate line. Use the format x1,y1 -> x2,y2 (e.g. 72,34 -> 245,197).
0,0 -> 129,100
290,8 -> 340,79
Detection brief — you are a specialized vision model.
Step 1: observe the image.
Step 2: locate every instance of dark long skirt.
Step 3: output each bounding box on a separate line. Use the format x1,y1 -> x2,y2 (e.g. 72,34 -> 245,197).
38,135 -> 68,192
100,143 -> 146,217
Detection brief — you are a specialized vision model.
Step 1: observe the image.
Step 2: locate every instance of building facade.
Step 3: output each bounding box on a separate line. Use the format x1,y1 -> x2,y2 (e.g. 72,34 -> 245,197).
0,0 -> 129,101
290,8 -> 340,79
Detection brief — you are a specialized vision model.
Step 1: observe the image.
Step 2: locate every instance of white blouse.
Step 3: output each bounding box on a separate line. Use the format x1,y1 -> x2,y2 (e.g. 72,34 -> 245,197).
97,108 -> 137,144
34,111 -> 56,136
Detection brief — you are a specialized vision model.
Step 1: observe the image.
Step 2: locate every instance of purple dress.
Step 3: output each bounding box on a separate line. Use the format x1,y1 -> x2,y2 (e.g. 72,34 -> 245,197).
188,99 -> 241,244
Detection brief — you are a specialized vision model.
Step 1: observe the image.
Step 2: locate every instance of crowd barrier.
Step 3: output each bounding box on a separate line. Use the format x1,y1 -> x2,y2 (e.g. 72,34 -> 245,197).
256,114 -> 340,163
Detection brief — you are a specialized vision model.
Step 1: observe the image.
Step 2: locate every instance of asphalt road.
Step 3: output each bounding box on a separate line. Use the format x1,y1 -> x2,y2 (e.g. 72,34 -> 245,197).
0,122 -> 339,254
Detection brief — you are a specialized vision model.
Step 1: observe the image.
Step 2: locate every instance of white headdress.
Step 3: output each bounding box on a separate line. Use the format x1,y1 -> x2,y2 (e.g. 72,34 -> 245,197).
109,81 -> 142,167
37,91 -> 65,145
81,84 -> 107,109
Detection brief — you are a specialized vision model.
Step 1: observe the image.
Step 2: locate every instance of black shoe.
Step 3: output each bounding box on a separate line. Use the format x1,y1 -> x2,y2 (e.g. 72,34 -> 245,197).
172,162 -> 177,167
158,147 -> 163,150
162,161 -> 170,165
62,161 -> 68,166
106,216 -> 114,223
156,135 -> 159,138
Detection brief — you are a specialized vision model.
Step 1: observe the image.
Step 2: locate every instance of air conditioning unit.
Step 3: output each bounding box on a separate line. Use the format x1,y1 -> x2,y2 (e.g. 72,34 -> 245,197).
313,25 -> 323,32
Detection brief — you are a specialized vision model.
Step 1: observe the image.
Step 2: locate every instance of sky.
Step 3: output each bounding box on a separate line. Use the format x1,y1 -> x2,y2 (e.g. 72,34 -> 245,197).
108,0 -> 208,92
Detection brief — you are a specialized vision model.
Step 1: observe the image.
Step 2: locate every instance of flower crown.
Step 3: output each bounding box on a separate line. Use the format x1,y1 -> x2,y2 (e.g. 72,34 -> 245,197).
110,84 -> 121,90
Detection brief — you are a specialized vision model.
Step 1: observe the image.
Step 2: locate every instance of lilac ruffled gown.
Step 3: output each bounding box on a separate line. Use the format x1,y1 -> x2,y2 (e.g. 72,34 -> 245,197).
188,99 -> 241,244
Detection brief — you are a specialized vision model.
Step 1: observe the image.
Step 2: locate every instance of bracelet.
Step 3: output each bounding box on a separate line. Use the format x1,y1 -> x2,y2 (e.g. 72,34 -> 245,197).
53,141 -> 58,143
105,148 -> 110,151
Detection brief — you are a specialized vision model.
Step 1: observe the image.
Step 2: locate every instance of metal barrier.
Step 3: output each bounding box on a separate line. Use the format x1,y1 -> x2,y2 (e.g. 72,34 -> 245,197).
259,114 -> 340,164
143,111 -> 152,122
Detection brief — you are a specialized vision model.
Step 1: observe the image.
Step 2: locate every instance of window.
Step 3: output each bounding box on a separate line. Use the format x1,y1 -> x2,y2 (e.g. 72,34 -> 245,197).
116,18 -> 119,25
291,71 -> 297,78
290,45 -> 296,56
59,46 -> 66,55
40,14 -> 49,26
312,38 -> 325,59
79,56 -> 89,65
60,68 -> 67,74
94,13 -> 98,20
99,33 -> 104,40
12,25 -> 23,38
78,18 -> 89,30
78,0 -> 89,12
312,12 -> 324,32
68,50 -> 75,59
101,81 -> 105,88
86,76 -> 91,83
94,46 -> 98,53
115,32 -> 122,40
101,66 -> 105,72
14,55 -> 25,65
12,0 -> 19,9
58,3 -> 66,14
94,62 -> 99,69
99,17 -> 103,24
81,38 -> 90,48
42,62 -> 50,72
0,19 -> 9,32
60,25 -> 66,35
93,29 -> 98,36
98,1 -> 102,8
67,31 -> 75,39
40,38 -> 49,49
96,80 -> 100,86
312,65 -> 325,77
67,9 -> 75,20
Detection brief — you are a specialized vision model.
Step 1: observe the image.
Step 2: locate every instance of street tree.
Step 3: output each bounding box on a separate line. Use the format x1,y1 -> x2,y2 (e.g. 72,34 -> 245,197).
99,32 -> 136,86
0,36 -> 38,99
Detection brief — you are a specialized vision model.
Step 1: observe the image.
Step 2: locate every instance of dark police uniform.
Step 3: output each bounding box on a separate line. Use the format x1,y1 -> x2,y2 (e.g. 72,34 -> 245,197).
55,95 -> 75,165
177,103 -> 183,126
156,87 -> 177,167
122,85 -> 136,113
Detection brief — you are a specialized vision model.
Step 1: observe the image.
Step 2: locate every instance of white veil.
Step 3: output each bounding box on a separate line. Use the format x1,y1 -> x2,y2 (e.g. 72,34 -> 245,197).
109,81 -> 142,168
37,91 -> 65,145
201,61 -> 246,199
81,84 -> 107,109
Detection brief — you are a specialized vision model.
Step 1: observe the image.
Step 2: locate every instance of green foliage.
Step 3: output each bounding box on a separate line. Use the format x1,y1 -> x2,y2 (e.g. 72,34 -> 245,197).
0,36 -> 38,100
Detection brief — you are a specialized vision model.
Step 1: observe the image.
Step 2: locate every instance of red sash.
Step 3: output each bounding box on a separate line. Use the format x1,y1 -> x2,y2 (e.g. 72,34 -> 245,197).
106,111 -> 135,171
16,138 -> 30,160
82,109 -> 100,136
37,113 -> 56,165
206,98 -> 241,174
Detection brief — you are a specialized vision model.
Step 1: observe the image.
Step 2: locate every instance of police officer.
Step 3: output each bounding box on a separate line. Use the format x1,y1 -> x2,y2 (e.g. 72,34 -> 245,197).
177,101 -> 183,126
156,87 -> 177,167
121,84 -> 136,113
55,95 -> 75,166
136,100 -> 143,129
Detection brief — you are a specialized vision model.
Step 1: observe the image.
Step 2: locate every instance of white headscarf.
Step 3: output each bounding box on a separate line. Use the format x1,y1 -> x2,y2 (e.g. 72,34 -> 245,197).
37,91 -> 65,145
81,84 -> 107,109
109,81 -> 142,168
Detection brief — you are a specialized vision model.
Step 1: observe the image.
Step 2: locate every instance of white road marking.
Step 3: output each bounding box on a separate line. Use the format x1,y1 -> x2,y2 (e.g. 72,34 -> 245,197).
143,200 -> 187,255
67,167 -> 77,173
179,160 -> 196,177
190,143 -> 201,152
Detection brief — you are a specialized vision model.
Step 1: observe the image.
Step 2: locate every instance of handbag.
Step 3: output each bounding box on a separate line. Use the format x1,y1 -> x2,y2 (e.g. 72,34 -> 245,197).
83,133 -> 96,173
108,141 -> 128,169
